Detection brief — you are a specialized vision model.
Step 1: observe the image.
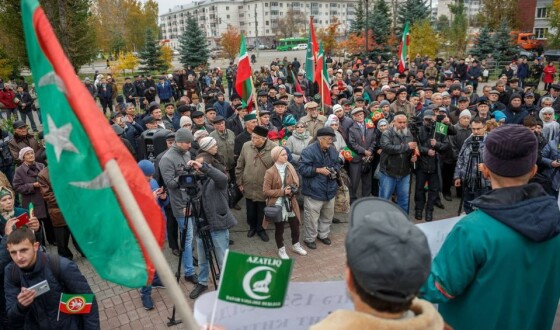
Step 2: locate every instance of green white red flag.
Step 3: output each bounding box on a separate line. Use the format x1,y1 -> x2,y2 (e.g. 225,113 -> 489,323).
59,293 -> 94,315
21,0 -> 165,287
291,70 -> 304,95
235,34 -> 254,113
398,22 -> 410,73
314,43 -> 331,106
304,17 -> 319,82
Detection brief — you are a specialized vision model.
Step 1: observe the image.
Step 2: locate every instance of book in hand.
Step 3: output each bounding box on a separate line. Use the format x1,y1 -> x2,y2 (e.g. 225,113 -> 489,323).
15,212 -> 30,229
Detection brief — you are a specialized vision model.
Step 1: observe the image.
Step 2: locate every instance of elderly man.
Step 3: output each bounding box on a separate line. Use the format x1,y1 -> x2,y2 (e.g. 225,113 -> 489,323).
236,126 -> 277,242
299,101 -> 327,137
298,127 -> 340,249
347,107 -> 376,202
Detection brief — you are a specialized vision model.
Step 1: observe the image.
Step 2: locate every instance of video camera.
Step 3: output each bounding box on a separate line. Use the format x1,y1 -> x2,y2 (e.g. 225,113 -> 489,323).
177,164 -> 206,194
471,135 -> 483,154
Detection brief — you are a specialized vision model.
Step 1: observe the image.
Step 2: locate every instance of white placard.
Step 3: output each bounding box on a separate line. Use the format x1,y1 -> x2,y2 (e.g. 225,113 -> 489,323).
416,216 -> 463,258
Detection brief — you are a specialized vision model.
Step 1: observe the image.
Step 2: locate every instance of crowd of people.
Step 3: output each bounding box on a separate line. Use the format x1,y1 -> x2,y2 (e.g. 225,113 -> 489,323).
0,50 -> 559,329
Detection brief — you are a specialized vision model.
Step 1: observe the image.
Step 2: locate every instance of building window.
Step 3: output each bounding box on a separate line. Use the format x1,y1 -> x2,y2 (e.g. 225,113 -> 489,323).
266,29 -> 270,34
226,6 -> 229,10
536,7 -> 549,18
266,21 -> 269,25
535,28 -> 549,39
265,2 -> 268,7
227,15 -> 230,18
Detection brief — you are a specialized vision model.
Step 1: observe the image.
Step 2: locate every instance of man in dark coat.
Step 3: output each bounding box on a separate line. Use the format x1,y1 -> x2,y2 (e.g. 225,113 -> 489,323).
347,108 -> 377,202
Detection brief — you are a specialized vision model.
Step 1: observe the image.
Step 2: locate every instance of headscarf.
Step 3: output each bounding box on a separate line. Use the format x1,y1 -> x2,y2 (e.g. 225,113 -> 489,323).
325,114 -> 339,127
271,146 -> 299,186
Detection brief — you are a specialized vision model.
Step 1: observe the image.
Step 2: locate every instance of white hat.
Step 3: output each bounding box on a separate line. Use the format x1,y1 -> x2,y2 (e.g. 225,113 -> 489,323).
459,109 -> 472,119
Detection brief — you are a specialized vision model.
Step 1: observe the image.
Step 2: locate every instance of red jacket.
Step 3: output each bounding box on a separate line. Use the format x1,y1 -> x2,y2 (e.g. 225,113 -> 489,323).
543,65 -> 556,84
0,88 -> 16,109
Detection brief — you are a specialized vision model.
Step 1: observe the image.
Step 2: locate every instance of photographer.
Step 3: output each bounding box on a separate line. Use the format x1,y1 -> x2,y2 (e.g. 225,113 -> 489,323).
414,110 -> 450,221
158,128 -> 198,285
298,127 -> 340,250
184,154 -> 237,300
454,118 -> 490,214
379,114 -> 417,213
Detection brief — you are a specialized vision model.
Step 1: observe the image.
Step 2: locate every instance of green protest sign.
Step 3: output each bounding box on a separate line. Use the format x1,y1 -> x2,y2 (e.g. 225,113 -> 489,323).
217,251 -> 293,308
435,122 -> 448,136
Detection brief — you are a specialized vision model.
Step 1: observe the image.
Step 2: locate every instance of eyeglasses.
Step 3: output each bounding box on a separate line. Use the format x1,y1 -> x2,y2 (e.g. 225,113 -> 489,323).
295,125 -> 306,128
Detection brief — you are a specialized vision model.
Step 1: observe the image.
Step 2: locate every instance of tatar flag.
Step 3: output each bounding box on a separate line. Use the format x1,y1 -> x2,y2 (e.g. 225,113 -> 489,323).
21,0 -> 165,287
59,293 -> 94,315
314,43 -> 332,106
304,17 -> 319,82
291,70 -> 304,95
340,147 -> 357,162
236,34 -> 254,113
435,122 -> 448,136
217,251 -> 293,308
398,22 -> 410,73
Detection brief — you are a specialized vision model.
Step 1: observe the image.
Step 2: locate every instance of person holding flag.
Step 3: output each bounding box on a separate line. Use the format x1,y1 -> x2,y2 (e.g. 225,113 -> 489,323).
4,227 -> 99,329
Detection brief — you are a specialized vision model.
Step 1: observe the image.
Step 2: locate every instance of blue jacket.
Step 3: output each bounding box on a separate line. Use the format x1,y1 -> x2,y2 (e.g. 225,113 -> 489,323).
541,136 -> 560,191
298,142 -> 340,201
156,81 -> 173,100
213,100 -> 230,118
5,251 -> 100,329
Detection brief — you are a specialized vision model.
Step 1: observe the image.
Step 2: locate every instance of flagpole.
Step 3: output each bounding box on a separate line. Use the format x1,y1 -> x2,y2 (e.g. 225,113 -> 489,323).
104,159 -> 199,329
249,76 -> 261,125
320,77 -> 324,115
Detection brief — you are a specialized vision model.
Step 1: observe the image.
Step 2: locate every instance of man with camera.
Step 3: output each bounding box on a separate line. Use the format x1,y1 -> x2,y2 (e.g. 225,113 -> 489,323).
298,127 -> 340,249
183,155 -> 237,299
379,113 -> 417,213
454,117 -> 490,214
158,128 -> 198,285
414,110 -> 450,221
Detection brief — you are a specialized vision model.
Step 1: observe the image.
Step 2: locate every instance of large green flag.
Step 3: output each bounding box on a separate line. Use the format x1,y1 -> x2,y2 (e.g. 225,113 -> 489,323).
21,0 -> 165,287
217,251 -> 293,308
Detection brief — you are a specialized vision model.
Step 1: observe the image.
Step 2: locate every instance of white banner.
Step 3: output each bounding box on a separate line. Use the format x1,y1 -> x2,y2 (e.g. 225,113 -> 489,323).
416,216 -> 462,258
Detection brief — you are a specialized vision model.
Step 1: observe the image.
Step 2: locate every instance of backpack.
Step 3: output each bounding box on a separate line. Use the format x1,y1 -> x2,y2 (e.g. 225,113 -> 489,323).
11,253 -> 62,287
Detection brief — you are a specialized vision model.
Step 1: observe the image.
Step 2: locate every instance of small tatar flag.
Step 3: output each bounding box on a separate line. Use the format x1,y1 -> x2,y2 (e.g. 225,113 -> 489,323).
217,251 -> 293,308
340,147 -> 357,162
435,122 -> 448,136
59,293 -> 94,315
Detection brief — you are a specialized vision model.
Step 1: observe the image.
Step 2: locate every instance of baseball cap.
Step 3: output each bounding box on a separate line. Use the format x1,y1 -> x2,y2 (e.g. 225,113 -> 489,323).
347,198 -> 431,303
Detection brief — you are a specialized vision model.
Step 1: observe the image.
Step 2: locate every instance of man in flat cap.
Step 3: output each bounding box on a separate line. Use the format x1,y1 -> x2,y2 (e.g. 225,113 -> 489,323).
311,198 -> 443,329
421,125 -> 560,330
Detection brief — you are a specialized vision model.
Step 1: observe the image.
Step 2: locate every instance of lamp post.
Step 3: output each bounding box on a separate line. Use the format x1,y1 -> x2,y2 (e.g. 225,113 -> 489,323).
365,0 -> 369,59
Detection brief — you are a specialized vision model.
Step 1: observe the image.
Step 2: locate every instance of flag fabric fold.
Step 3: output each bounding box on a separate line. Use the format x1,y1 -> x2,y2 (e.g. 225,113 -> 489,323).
314,43 -> 332,107
304,17 -> 319,82
398,22 -> 410,73
235,34 -> 254,113
21,0 -> 165,287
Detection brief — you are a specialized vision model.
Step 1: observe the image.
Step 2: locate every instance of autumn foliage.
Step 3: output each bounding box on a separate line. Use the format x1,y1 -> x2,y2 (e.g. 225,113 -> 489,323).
316,17 -> 341,55
220,25 -> 242,61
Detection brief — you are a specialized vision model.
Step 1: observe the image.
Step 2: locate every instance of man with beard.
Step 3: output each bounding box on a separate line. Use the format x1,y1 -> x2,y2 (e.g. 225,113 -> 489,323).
379,113 -> 417,213
504,94 -> 528,125
8,121 -> 41,166
299,102 -> 327,138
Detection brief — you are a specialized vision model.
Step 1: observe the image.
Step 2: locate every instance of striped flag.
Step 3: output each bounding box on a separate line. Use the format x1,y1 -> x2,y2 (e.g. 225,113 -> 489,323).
21,0 -> 165,287
398,22 -> 410,73
235,34 -> 254,113
314,43 -> 331,106
59,293 -> 94,315
304,17 -> 319,82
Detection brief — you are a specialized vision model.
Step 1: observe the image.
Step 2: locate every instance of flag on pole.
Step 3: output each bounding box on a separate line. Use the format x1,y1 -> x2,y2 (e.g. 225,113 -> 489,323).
217,251 -> 293,308
291,70 -> 304,94
314,43 -> 332,106
59,293 -> 94,315
398,22 -> 410,73
304,17 -> 319,82
235,34 -> 254,113
21,0 -> 165,287
435,122 -> 448,136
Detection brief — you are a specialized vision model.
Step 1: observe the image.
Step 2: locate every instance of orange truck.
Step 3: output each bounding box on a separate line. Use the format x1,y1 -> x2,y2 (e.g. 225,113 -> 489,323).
510,31 -> 545,53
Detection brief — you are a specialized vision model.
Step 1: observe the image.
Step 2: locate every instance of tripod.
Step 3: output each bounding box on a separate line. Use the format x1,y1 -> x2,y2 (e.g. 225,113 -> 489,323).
167,190 -> 220,326
457,146 -> 482,216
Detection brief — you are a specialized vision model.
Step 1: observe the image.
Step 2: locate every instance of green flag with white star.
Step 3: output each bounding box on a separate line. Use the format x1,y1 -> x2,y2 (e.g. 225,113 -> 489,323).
21,0 -> 165,287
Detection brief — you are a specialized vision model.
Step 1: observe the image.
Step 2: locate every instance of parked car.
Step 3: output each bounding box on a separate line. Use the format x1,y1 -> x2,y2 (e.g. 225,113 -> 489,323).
516,47 -> 535,60
292,44 -> 308,50
543,49 -> 560,62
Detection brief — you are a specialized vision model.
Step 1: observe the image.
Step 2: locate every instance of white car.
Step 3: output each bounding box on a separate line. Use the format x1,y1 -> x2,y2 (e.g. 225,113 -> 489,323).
292,44 -> 308,50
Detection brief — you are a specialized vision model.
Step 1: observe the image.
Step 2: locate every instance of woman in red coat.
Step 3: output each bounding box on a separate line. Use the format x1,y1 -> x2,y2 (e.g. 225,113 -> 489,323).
543,61 -> 556,91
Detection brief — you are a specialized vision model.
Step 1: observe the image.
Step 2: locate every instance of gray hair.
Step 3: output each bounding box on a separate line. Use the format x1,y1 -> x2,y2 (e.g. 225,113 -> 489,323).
541,97 -> 554,104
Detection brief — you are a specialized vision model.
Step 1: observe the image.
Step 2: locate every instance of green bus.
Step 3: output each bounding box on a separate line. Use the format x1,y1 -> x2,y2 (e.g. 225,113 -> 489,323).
276,37 -> 308,51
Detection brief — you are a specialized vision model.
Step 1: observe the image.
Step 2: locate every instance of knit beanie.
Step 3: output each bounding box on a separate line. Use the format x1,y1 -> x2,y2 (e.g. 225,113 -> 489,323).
483,125 -> 538,177
175,128 -> 193,143
18,147 -> 34,161
325,114 -> 339,127
180,116 -> 192,128
380,100 -> 390,107
282,114 -> 297,127
138,160 -> 155,176
459,109 -> 472,119
193,129 -> 209,141
199,137 -> 217,151
493,111 -> 507,122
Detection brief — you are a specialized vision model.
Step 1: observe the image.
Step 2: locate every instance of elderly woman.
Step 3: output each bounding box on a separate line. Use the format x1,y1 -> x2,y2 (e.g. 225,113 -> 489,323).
263,146 -> 307,259
540,107 -> 560,142
12,147 -> 51,245
325,115 -> 347,153
285,121 -> 312,163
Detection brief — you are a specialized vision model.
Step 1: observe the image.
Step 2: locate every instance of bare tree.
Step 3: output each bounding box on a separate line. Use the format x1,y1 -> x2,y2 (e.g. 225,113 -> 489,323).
276,9 -> 306,38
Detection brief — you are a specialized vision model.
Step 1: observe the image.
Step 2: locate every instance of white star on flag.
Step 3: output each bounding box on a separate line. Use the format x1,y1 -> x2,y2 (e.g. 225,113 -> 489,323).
45,115 -> 79,162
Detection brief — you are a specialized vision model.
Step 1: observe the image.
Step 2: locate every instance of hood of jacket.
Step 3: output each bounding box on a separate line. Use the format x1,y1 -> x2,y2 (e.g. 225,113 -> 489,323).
471,183 -> 560,242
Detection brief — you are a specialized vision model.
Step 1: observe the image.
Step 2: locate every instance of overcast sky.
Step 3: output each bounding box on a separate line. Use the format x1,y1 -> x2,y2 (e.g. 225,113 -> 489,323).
152,0 -> 191,15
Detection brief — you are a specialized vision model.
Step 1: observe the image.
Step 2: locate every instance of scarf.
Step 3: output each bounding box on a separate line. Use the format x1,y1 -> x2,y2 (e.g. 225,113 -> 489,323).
292,130 -> 309,140
275,161 -> 299,187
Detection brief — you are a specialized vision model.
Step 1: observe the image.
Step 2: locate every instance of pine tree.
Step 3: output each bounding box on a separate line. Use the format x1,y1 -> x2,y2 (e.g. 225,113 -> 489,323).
138,29 -> 166,73
435,15 -> 450,32
397,0 -> 430,34
470,25 -> 493,59
369,0 -> 392,45
350,0 -> 365,35
179,15 -> 210,68
492,19 -> 516,63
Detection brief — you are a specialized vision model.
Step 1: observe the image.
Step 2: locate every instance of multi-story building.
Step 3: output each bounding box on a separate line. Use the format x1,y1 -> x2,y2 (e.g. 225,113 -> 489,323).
160,0 -> 359,49
518,0 -> 552,40
436,0 -> 481,24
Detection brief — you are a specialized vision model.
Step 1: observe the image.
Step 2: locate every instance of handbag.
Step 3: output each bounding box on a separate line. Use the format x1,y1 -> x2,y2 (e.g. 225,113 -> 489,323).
227,180 -> 242,208
264,168 -> 288,223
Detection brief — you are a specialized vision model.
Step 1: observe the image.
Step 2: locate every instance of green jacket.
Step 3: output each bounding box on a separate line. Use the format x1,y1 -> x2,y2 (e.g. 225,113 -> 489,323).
421,184 -> 560,330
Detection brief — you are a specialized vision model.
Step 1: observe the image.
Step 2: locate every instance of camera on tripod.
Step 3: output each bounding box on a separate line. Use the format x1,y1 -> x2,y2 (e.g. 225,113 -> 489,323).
177,164 -> 205,192
471,135 -> 483,154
